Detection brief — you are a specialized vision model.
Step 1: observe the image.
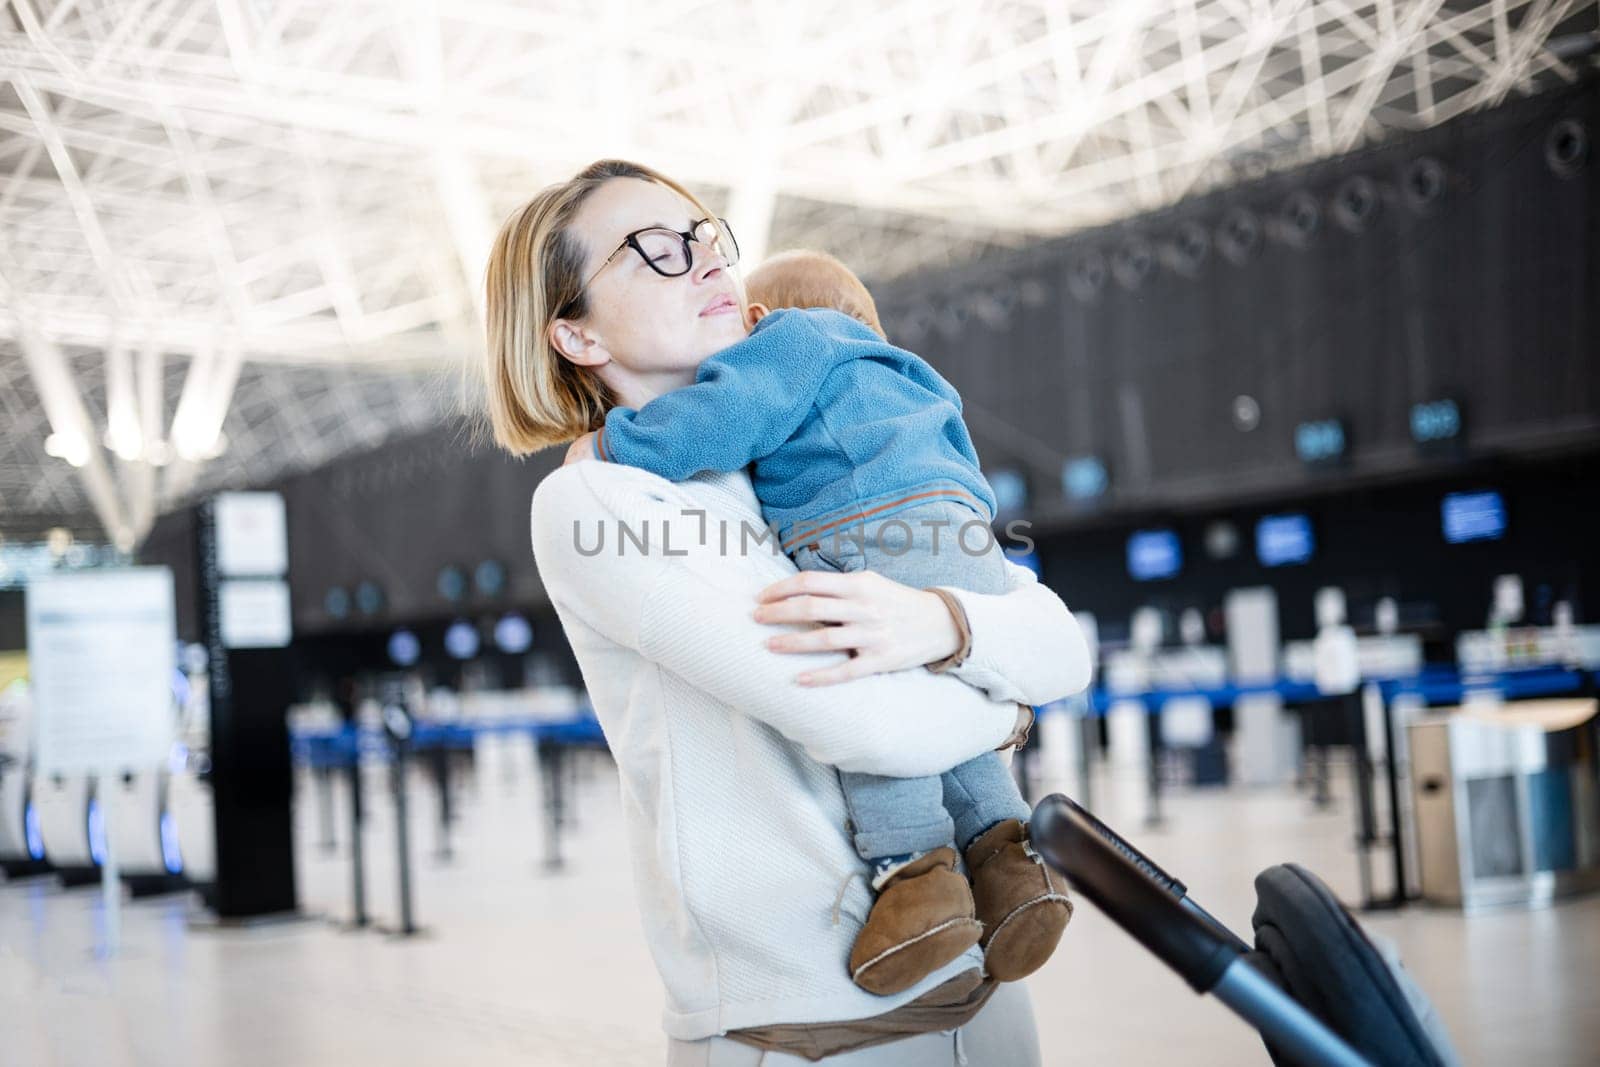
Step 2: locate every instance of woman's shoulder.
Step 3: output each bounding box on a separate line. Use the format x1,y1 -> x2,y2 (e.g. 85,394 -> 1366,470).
530,462 -> 757,540
526,464 -> 684,604
527,462 -> 765,611
531,461 -> 682,522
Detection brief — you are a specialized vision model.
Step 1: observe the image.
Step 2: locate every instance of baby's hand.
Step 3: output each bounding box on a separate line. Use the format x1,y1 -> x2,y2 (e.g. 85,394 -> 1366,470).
564,431 -> 599,466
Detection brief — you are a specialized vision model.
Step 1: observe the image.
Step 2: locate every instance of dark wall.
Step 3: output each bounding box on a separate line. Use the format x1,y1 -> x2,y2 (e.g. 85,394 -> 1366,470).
875,78 -> 1600,522
142,426 -> 564,639
0,589 -> 23,651
137,426 -> 580,687
278,425 -> 564,631
1036,449 -> 1598,649
140,505 -> 200,642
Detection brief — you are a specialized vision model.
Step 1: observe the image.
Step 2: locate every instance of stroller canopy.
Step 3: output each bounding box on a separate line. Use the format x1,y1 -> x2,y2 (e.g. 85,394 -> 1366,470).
1248,863 -> 1461,1067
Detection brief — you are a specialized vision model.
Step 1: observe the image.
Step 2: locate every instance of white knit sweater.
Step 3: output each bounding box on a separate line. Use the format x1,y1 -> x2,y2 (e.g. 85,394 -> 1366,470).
528,462 -> 1093,1040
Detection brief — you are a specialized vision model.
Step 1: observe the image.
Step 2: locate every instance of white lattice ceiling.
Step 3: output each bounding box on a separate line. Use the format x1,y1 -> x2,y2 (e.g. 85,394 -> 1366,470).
1,0 -> 1594,547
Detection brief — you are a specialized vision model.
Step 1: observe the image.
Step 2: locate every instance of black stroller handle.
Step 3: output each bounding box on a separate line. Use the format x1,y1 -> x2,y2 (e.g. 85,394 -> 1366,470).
1044,792 -> 1189,900
1032,793 -> 1241,994
1032,794 -> 1374,1067
1036,794 -> 1250,953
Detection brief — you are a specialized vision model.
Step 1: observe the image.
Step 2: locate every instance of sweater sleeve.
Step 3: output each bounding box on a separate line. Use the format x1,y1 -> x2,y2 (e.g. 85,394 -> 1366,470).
529,463 -> 1018,778
595,309 -> 864,479
934,564 -> 1095,706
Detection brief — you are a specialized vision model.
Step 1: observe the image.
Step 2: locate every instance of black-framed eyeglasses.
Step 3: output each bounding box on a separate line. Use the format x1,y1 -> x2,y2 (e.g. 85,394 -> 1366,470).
574,217 -> 740,300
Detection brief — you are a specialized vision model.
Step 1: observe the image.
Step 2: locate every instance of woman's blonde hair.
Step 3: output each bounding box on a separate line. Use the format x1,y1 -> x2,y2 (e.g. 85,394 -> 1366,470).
483,159 -> 734,456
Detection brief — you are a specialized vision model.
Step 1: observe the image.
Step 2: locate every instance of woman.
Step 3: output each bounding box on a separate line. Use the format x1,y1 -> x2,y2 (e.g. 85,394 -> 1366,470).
485,159 -> 1093,1064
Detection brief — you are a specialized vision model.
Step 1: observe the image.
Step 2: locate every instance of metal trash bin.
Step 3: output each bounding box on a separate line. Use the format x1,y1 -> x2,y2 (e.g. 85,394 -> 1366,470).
1408,698 -> 1600,910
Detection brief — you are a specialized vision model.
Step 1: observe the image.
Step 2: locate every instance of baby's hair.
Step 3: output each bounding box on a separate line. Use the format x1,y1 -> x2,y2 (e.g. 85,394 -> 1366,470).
745,249 -> 886,340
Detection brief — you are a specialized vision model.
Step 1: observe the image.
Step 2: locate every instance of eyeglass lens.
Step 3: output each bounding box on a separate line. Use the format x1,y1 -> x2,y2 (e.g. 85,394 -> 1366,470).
632,219 -> 738,277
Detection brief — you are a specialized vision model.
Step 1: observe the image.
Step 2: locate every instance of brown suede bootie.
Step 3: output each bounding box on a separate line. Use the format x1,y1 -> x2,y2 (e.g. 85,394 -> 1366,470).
848,847 -> 982,995
965,819 -> 1074,982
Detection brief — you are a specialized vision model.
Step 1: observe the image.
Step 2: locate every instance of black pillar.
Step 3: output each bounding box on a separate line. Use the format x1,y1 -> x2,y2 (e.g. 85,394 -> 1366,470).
197,498 -> 298,919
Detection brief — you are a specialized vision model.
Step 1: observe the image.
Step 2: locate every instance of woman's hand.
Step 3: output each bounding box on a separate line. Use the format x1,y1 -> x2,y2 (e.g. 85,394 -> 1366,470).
753,570 -> 963,686
563,431 -> 599,466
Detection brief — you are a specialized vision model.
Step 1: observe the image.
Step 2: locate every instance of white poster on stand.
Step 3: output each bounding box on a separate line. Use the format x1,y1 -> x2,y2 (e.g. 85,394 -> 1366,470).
25,568 -> 177,775
214,492 -> 288,577
218,579 -> 293,648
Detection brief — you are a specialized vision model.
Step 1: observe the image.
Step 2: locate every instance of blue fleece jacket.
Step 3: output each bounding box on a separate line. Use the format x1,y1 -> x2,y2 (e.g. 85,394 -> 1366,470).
594,307 -> 997,551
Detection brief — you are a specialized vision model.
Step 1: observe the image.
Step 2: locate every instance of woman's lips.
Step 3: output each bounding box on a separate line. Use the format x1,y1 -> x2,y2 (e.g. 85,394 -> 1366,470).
700,294 -> 739,317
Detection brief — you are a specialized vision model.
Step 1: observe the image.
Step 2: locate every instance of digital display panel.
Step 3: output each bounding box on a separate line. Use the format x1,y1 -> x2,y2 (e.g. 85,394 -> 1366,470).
1442,491 -> 1506,543
494,613 -> 533,654
387,629 -> 421,667
444,620 -> 480,660
1410,399 -> 1462,443
1256,513 -> 1314,567
1295,419 -> 1345,464
1062,456 -> 1109,501
1127,529 -> 1181,581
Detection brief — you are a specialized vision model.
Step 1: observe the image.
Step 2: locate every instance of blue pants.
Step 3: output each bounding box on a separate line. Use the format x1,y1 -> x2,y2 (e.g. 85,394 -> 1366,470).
789,499 -> 1032,859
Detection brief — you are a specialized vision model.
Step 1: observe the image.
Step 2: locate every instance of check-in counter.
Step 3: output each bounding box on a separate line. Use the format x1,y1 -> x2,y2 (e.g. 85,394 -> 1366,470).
1409,698 -> 1599,910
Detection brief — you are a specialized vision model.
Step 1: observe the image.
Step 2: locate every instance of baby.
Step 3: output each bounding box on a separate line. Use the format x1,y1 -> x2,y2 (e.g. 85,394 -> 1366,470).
586,249 -> 1072,996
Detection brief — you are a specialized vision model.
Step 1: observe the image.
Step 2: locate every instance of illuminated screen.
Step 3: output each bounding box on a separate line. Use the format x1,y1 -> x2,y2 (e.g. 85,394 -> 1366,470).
444,621 -> 480,660
494,614 -> 533,655
1295,420 -> 1345,463
387,629 -> 421,667
1127,530 -> 1181,581
1063,457 -> 1109,501
1256,514 -> 1314,567
1442,491 -> 1506,543
1411,399 -> 1461,443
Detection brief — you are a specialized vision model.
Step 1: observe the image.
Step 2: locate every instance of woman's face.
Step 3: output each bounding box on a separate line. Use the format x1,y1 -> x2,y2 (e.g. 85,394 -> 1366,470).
551,177 -> 749,408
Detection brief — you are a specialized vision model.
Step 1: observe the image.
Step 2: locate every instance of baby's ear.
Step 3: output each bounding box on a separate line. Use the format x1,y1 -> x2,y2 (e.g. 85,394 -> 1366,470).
747,301 -> 771,327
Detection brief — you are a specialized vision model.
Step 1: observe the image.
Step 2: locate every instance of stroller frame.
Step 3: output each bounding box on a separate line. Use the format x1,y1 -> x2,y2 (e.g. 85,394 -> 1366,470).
1031,794 -> 1371,1067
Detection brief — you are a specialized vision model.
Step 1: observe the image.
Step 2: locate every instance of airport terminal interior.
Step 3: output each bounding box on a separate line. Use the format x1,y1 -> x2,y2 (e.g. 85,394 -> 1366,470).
3,3 -> 1600,1065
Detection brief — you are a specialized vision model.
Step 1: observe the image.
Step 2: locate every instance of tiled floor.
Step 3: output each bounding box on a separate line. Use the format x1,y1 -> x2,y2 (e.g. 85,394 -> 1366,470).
3,745 -> 1596,1066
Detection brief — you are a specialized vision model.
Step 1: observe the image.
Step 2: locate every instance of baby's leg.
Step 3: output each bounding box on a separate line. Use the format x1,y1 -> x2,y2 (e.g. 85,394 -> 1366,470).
788,506 -> 1009,993
946,755 -> 1072,984
842,499 -> 1012,596
836,769 -> 979,995
837,771 -> 953,879
787,541 -> 959,868
940,751 -> 1032,852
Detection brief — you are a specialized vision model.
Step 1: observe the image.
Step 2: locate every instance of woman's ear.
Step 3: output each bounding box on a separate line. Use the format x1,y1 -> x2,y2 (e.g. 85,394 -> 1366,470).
746,301 -> 771,328
548,319 -> 608,367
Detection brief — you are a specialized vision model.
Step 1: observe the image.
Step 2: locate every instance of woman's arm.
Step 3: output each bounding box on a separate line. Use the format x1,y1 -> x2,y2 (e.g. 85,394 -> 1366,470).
934,565 -> 1095,705
530,463 -> 1018,778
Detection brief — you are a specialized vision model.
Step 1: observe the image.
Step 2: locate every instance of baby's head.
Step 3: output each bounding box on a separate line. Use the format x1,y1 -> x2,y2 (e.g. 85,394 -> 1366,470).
744,249 -> 886,340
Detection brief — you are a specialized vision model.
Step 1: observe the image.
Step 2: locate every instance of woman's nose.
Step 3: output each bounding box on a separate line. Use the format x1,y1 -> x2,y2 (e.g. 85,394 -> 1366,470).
691,249 -> 727,284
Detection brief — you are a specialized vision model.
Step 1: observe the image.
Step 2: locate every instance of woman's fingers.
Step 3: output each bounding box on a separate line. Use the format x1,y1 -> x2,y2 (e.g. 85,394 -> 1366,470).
755,569 -> 874,604
753,592 -> 867,625
754,567 -> 960,679
766,622 -> 873,654
795,653 -> 879,687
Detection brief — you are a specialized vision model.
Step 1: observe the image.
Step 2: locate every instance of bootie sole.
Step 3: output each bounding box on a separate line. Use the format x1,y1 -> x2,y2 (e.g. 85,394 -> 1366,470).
982,896 -> 1074,982
852,917 -> 983,996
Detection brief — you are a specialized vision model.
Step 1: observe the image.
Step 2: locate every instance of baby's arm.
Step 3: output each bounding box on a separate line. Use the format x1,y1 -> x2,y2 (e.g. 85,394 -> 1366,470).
595,309 -> 863,479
